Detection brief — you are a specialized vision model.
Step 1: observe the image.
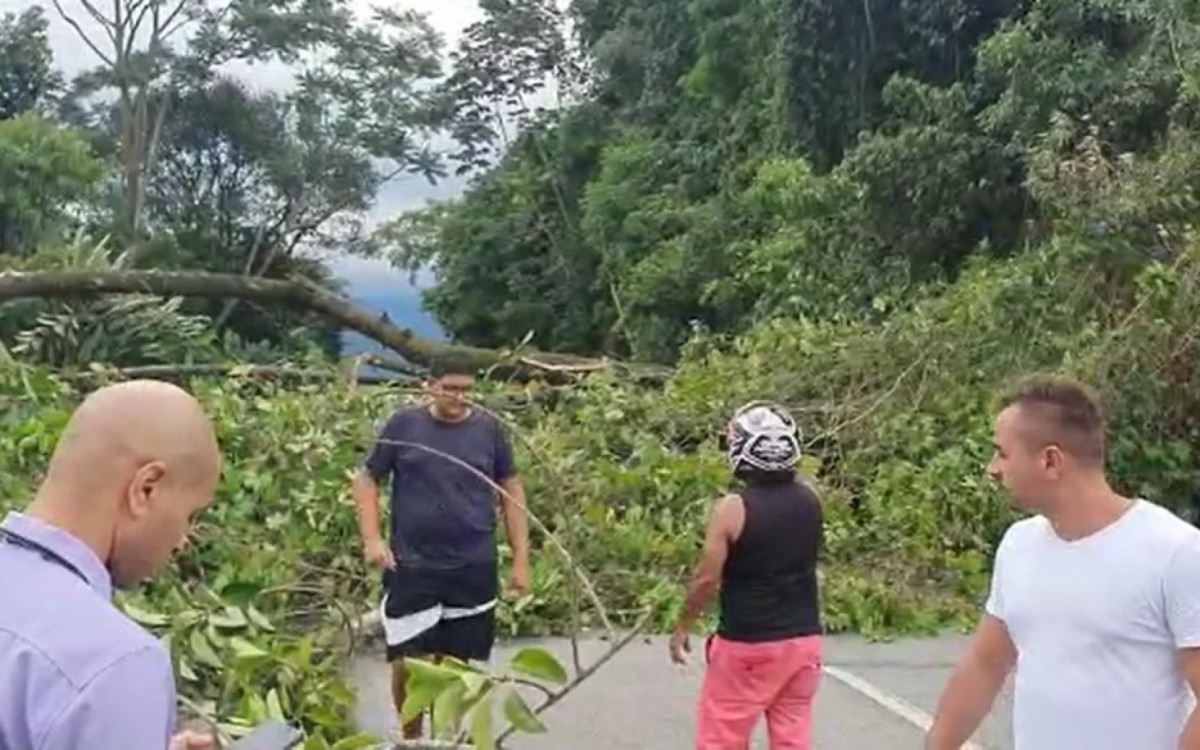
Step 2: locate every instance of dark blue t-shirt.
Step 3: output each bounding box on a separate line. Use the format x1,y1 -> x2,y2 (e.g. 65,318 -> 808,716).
364,406 -> 516,569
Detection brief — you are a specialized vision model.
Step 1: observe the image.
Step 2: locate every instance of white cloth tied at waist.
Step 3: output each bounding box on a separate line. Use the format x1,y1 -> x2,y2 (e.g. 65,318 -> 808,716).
380,594 -> 497,646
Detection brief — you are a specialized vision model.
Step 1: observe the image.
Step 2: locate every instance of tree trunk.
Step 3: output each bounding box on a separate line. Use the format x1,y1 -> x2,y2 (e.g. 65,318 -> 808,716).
0,270 -> 671,383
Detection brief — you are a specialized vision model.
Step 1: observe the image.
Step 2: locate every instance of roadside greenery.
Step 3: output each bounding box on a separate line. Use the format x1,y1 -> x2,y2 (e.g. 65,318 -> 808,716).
4,203 -> 1200,743
7,0 -> 1200,746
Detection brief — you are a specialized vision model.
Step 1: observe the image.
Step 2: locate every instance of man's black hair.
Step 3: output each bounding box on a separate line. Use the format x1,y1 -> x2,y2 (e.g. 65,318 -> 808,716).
428,357 -> 476,380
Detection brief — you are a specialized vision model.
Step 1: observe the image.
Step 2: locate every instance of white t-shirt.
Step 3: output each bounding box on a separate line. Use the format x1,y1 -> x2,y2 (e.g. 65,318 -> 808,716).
987,499 -> 1200,750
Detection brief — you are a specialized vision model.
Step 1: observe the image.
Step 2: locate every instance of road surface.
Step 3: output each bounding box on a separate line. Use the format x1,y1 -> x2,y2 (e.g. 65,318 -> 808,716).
349,630 -> 1014,749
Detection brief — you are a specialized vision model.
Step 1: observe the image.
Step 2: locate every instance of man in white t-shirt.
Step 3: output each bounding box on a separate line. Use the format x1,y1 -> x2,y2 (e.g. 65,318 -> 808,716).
926,374 -> 1200,750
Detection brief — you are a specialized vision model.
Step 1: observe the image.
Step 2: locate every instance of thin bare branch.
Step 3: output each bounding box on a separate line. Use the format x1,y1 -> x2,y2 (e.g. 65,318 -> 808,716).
157,0 -> 193,39
76,0 -> 117,31
49,0 -> 116,66
492,608 -> 655,747
125,0 -> 154,55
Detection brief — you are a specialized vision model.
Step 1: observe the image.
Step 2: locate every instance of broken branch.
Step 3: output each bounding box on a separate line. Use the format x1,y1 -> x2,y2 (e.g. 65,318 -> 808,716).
59,362 -> 419,386
493,609 -> 655,747
0,269 -> 670,384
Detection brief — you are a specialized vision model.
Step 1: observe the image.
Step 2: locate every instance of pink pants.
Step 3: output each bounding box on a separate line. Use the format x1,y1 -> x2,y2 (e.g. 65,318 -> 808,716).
695,634 -> 823,750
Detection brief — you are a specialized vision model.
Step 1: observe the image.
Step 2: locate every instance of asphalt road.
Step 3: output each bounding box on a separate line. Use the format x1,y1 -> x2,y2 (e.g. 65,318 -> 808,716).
349,631 -> 1014,750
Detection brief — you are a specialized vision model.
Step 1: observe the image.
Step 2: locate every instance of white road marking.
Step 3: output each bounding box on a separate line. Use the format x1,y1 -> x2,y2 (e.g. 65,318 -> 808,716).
823,664 -> 987,750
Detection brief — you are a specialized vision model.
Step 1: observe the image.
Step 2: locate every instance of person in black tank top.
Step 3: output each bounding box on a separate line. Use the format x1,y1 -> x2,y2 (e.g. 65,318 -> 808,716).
670,401 -> 825,750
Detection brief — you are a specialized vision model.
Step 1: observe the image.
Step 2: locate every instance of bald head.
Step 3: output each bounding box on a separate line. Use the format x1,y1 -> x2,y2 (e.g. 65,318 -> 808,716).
34,379 -> 222,588
46,379 -> 220,494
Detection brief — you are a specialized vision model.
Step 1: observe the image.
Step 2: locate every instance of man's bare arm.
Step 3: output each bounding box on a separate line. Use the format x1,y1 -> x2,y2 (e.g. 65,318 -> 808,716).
352,468 -> 394,569
926,614 -> 1016,750
499,476 -> 530,569
352,468 -> 384,546
1176,648 -> 1200,750
675,495 -> 741,633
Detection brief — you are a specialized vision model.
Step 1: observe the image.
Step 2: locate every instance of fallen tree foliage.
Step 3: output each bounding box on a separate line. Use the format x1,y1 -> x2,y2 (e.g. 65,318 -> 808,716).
62,362 -> 416,386
0,270 -> 672,383
4,231 -> 1200,746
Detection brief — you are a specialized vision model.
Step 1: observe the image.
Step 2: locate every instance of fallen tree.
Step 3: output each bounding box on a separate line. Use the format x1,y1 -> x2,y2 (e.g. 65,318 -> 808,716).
60,362 -> 418,387
0,270 -> 673,383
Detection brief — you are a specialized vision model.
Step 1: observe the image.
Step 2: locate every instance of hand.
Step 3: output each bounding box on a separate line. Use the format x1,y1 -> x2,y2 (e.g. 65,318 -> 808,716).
169,730 -> 218,750
508,557 -> 531,597
364,538 -> 396,570
669,628 -> 691,665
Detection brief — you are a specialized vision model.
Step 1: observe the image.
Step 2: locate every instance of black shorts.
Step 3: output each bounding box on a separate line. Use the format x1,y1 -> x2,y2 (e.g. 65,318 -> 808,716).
381,559 -> 498,663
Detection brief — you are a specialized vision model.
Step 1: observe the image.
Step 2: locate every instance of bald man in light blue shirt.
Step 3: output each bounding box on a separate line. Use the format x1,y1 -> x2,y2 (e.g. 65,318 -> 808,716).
0,511 -> 180,750
0,380 -> 222,750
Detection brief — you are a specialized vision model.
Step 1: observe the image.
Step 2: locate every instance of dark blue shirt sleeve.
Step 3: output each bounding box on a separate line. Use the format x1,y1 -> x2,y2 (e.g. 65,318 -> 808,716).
364,413 -> 401,481
493,420 -> 516,482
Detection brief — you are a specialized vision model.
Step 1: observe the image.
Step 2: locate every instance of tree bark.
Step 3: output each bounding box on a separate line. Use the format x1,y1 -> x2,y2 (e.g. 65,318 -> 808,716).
0,270 -> 670,383
62,363 -> 417,386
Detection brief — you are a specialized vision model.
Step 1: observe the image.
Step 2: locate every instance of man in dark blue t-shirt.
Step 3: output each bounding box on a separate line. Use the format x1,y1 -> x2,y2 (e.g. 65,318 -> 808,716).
351,359 -> 530,741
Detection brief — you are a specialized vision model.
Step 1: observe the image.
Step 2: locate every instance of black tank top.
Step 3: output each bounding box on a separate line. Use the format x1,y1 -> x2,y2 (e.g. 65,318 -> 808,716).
717,479 -> 823,642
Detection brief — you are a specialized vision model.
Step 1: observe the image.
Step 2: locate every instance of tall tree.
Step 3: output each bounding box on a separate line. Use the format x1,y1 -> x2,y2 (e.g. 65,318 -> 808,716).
0,115 -> 104,255
51,0 -> 448,259
0,6 -> 62,119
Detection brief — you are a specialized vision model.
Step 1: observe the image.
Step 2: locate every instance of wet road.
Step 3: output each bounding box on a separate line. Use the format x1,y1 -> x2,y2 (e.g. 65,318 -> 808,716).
349,631 -> 1014,749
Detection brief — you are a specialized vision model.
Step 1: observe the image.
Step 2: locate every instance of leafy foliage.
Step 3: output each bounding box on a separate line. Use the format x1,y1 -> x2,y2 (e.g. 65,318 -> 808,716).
0,365 -> 405,746
397,649 -> 565,749
383,0 -> 1200,367
0,6 -> 61,120
10,199 -> 1200,741
0,0 -> 456,362
0,114 -> 104,255
10,0 -> 1200,745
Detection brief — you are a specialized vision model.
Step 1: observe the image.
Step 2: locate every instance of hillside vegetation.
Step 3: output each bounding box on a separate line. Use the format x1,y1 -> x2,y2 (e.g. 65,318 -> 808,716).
5,0 -> 1200,746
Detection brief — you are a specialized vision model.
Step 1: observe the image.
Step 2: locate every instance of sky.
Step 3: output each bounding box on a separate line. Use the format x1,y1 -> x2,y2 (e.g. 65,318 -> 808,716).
13,0 -> 510,336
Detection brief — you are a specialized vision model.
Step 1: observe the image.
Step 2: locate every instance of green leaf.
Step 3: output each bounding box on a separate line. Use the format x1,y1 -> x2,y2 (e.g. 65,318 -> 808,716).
501,688 -> 546,734
219,581 -> 263,606
330,736 -> 379,750
244,692 -> 268,724
189,629 -> 223,670
509,647 -> 568,685
469,697 -> 495,750
400,657 -> 462,726
304,735 -> 333,750
439,655 -> 484,674
266,688 -> 285,720
172,609 -> 203,629
431,679 -> 466,738
247,605 -> 275,632
400,681 -> 441,725
122,603 -> 169,627
229,636 -> 270,662
461,672 -> 491,702
178,657 -> 198,682
403,657 -> 460,687
209,606 -> 249,629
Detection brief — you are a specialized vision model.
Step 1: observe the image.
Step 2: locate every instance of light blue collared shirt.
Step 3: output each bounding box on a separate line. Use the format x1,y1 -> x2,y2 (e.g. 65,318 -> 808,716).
0,511 -> 178,750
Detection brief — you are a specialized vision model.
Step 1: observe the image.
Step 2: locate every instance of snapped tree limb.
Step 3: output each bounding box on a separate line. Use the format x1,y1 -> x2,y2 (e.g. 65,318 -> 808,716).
0,270 -> 672,383
61,362 -> 419,386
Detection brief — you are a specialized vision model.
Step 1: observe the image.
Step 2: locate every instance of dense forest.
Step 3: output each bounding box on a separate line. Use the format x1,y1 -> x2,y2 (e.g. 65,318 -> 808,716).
394,0 -> 1200,362
4,0 -> 1200,746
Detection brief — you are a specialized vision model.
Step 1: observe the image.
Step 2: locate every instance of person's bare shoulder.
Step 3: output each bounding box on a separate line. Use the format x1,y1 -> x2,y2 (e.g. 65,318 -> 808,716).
711,493 -> 746,537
